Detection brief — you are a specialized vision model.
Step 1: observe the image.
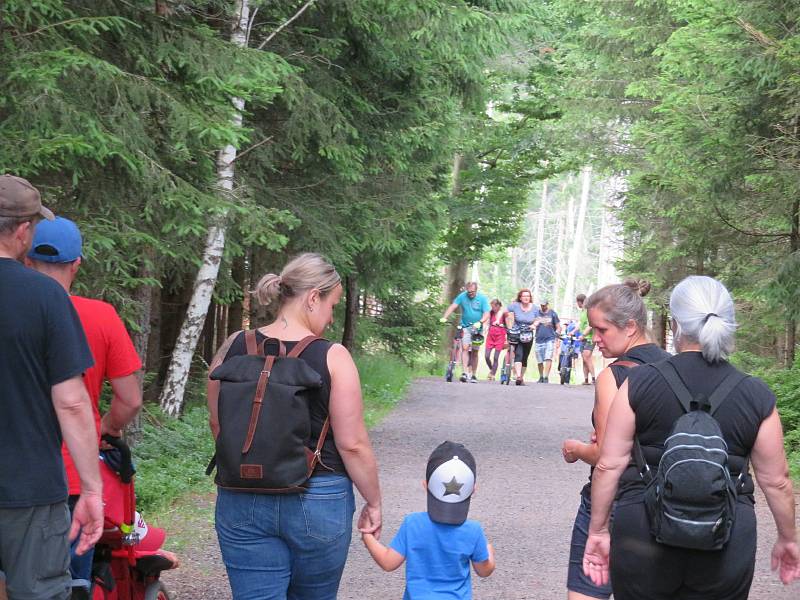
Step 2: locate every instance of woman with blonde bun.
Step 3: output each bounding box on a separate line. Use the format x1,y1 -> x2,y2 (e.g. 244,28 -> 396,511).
562,278 -> 669,600
584,275 -> 800,599
207,252 -> 382,600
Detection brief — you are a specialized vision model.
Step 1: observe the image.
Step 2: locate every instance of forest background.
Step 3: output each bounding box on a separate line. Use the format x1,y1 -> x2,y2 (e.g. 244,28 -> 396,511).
2,0 -> 799,510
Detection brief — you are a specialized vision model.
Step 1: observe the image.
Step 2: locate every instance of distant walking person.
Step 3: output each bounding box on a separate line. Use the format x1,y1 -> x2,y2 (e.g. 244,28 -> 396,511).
533,298 -> 561,383
506,289 -> 538,385
441,282 -> 490,383
484,299 -> 507,381
0,176 -> 102,600
28,217 -> 143,599
584,276 -> 800,599
575,294 -> 596,385
208,253 -> 382,600
562,279 -> 668,600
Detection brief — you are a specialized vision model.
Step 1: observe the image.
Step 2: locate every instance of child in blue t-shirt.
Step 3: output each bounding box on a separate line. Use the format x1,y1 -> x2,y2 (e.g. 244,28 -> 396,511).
362,441 -> 496,599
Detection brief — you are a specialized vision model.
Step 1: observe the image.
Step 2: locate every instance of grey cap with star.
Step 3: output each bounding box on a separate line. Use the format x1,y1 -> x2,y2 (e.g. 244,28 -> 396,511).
425,441 -> 477,525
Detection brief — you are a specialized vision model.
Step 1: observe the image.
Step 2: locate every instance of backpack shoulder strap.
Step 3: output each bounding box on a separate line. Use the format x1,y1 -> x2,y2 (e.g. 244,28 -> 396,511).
244,329 -> 259,355
288,335 -> 321,358
707,370 -> 748,415
652,360 -> 694,413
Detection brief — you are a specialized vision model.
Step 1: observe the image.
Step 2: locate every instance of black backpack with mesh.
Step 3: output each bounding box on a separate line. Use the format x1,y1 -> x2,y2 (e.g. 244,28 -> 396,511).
634,360 -> 748,550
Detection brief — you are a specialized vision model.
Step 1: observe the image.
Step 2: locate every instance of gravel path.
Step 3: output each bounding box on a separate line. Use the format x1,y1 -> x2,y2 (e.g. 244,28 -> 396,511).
160,377 -> 799,599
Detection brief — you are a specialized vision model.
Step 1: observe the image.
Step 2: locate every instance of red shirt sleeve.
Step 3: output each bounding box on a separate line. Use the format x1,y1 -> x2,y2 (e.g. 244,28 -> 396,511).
103,305 -> 143,379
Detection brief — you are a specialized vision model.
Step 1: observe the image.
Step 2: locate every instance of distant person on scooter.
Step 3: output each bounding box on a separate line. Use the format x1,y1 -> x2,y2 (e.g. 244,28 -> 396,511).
506,289 -> 538,385
28,217 -> 143,599
441,282 -> 490,383
576,294 -> 596,385
484,299 -> 507,381
533,298 -> 561,383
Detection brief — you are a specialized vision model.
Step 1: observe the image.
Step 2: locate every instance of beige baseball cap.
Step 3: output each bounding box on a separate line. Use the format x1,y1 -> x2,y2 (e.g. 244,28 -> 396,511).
0,175 -> 54,220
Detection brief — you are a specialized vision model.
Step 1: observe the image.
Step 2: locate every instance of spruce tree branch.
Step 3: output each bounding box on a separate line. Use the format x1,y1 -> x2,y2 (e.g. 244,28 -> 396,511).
226,136 -> 274,166
10,17 -> 120,38
256,0 -> 316,50
712,201 -> 790,242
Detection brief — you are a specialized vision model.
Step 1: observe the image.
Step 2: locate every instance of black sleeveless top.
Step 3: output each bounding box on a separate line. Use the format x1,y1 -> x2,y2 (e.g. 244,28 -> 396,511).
581,343 -> 671,498
223,331 -> 347,475
618,352 -> 775,503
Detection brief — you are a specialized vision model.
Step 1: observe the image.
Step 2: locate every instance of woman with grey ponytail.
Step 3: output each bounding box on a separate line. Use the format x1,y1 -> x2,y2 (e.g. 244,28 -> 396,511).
669,276 -> 736,362
585,275 -> 799,598
207,253 -> 382,599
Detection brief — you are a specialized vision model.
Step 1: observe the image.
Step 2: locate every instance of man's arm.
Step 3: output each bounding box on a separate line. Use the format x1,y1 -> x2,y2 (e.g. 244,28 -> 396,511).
362,532 -> 405,571
442,301 -> 460,321
100,373 -> 143,438
52,376 -> 103,555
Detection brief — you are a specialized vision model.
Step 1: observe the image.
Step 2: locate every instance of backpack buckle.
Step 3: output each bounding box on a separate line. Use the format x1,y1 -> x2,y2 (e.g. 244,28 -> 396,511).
261,370 -> 271,376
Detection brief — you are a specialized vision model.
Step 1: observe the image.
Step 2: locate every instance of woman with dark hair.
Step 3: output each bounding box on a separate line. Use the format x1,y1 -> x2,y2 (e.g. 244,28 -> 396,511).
207,253 -> 382,600
562,279 -> 669,600
505,288 -> 537,385
584,276 -> 799,599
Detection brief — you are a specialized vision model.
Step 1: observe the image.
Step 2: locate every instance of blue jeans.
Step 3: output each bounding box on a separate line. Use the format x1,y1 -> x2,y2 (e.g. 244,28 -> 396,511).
215,474 -> 355,600
68,495 -> 94,594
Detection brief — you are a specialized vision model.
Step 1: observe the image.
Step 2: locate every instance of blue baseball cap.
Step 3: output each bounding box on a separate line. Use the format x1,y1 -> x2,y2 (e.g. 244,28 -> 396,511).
28,216 -> 83,263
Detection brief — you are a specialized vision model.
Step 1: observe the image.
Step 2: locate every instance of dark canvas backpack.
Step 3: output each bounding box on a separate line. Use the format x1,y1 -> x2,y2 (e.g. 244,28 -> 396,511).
634,360 -> 749,551
207,330 -> 330,493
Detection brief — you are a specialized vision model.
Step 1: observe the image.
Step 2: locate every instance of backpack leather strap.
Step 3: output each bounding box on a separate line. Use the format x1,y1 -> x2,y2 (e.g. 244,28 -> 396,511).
282,336 -> 332,474
244,329 -> 259,355
288,335 -> 319,358
242,354 -> 277,454
652,360 -> 694,413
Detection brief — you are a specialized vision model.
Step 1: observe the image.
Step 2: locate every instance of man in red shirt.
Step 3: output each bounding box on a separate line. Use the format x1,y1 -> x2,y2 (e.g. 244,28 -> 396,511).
27,217 -> 142,599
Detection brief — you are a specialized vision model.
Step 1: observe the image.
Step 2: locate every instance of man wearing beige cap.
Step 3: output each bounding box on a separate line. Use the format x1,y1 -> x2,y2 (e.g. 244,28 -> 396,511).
0,175 -> 103,600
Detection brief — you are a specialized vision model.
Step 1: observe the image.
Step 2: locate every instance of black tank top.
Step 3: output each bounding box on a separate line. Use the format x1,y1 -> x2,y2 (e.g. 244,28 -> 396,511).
618,352 -> 775,502
223,331 -> 347,475
582,343 -> 671,497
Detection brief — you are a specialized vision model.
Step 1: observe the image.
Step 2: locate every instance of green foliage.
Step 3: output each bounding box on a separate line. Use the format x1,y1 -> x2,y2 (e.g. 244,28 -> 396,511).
133,404 -> 215,514
751,358 -> 800,479
355,352 -> 422,428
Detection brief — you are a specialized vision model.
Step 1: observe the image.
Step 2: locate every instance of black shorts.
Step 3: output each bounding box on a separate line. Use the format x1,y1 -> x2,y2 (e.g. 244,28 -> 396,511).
610,499 -> 756,600
514,340 -> 533,366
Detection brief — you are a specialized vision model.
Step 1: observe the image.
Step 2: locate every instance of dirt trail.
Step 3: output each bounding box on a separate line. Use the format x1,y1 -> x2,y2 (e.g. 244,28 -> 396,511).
160,377 -> 799,599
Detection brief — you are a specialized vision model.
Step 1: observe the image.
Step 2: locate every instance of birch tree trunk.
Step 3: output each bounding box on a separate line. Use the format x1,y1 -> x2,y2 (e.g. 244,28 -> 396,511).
596,191 -> 610,290
532,180 -> 547,301
552,212 -> 565,305
563,167 -> 591,312
159,0 -> 250,416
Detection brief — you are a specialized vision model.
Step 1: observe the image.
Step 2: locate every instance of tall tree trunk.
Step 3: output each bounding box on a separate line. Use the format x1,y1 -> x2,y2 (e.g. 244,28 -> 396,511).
202,300 -> 217,364
228,255 -> 246,335
128,260 -> 154,444
787,195 -> 799,367
342,275 -> 359,351
552,212 -> 566,305
532,180 -> 547,300
563,167 -> 591,311
159,0 -> 251,416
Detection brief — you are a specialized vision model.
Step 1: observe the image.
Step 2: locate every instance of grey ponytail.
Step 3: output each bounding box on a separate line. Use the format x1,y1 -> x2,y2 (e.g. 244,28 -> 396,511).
669,276 -> 736,363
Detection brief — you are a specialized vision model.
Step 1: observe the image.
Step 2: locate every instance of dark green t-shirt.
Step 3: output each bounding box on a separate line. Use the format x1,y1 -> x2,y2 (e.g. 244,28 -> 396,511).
0,258 -> 94,508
